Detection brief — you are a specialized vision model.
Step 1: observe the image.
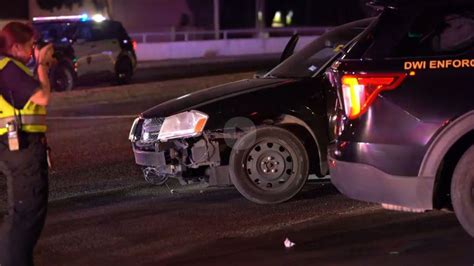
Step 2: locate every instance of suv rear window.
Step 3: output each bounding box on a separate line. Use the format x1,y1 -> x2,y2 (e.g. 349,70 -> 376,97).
431,14 -> 474,52
391,9 -> 474,57
351,5 -> 474,59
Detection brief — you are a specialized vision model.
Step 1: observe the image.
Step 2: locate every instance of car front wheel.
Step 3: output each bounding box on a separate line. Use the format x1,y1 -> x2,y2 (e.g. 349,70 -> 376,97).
115,56 -> 134,85
229,126 -> 309,204
50,63 -> 75,91
451,145 -> 474,237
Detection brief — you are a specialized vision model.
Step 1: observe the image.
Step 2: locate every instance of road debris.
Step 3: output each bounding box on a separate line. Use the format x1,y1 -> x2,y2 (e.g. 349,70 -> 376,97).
284,238 -> 295,248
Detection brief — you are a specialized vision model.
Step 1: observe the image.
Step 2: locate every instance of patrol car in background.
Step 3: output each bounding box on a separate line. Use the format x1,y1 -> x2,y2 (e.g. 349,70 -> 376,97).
327,0 -> 474,236
33,14 -> 137,91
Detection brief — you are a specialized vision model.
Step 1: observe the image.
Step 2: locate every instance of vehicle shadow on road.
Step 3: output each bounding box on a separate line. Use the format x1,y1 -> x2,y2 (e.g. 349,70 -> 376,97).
292,180 -> 340,201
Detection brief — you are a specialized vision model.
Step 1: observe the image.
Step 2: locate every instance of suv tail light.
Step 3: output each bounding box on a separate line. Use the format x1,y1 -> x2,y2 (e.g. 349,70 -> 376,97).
132,40 -> 137,50
341,73 -> 406,119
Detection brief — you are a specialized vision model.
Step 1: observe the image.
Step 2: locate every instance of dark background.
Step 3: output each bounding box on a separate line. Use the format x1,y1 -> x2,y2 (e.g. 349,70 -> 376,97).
1,0 -> 30,19
218,0 -> 370,29
0,0 -> 371,26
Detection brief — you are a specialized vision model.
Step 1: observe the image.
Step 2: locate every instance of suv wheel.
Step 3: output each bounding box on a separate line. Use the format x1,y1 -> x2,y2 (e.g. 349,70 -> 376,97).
51,63 -> 75,91
229,126 -> 309,204
115,56 -> 133,85
451,145 -> 474,237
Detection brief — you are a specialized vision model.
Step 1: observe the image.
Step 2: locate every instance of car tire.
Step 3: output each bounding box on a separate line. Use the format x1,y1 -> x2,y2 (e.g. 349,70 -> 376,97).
451,145 -> 474,237
229,126 -> 309,204
115,56 -> 133,85
50,63 -> 75,92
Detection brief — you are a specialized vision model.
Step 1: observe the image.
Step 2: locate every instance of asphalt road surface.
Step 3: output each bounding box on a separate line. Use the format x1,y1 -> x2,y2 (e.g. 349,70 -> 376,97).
1,73 -> 473,266
75,55 -> 279,90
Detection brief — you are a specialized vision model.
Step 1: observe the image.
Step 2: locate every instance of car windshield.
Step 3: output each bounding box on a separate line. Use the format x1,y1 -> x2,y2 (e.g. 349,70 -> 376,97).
266,18 -> 374,79
33,22 -> 77,43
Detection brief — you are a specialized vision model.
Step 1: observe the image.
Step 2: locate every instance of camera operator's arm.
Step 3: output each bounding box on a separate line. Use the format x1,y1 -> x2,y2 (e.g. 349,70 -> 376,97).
29,44 -> 54,106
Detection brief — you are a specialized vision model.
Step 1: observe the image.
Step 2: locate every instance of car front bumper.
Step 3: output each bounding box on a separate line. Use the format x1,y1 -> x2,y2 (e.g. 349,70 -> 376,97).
132,143 -> 183,176
133,146 -> 166,166
328,144 -> 435,211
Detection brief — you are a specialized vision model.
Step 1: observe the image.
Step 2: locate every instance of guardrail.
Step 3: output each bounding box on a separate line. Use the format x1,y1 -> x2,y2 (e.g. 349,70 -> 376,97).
130,27 -> 331,43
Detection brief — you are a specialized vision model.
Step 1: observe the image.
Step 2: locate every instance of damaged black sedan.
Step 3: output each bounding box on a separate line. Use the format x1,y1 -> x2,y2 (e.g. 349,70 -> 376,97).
129,18 -> 372,204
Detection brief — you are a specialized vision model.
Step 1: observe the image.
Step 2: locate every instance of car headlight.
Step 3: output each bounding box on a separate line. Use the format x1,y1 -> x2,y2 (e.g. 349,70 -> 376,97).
158,110 -> 208,142
129,117 -> 140,142
141,117 -> 164,143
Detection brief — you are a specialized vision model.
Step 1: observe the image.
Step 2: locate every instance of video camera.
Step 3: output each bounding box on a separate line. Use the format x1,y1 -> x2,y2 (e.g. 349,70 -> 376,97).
34,39 -> 51,50
33,39 -> 59,67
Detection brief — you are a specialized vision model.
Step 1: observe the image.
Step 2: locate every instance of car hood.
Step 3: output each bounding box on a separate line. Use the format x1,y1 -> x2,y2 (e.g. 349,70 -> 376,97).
141,78 -> 293,118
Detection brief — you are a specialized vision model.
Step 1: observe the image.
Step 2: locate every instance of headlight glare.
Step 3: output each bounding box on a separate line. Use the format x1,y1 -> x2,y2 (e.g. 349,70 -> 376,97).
129,117 -> 140,142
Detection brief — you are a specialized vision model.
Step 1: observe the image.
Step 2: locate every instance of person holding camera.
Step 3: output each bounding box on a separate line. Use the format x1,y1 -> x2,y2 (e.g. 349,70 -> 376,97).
0,22 -> 54,266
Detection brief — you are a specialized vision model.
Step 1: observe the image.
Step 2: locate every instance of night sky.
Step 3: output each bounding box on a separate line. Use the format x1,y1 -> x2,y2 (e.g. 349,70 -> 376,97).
1,0 -> 370,28
1,0 -> 29,19
220,0 -> 369,28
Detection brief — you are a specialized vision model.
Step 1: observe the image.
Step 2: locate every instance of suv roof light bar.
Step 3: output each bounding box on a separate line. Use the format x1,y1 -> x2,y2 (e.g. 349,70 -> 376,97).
33,14 -> 89,22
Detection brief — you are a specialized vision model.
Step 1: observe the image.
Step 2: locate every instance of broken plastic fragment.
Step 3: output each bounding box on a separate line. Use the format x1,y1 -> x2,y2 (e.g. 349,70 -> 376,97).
284,237 -> 295,248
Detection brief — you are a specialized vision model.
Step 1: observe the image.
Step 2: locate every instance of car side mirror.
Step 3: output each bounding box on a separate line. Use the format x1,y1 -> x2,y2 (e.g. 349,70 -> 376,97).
280,34 -> 299,63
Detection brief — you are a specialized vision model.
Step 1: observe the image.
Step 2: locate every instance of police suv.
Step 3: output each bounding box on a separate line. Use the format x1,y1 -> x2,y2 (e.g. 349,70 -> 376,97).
327,1 -> 474,236
33,15 -> 137,91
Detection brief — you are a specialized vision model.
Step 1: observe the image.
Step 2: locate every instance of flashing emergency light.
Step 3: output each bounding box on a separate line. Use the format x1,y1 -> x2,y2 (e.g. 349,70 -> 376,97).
92,14 -> 106,23
33,14 -> 89,22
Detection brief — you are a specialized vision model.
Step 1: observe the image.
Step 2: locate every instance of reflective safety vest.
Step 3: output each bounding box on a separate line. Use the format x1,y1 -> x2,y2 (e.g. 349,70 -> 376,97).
0,56 -> 47,135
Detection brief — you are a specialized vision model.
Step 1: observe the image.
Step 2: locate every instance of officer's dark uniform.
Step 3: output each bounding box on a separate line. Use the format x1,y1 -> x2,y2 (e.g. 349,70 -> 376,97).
0,55 -> 49,266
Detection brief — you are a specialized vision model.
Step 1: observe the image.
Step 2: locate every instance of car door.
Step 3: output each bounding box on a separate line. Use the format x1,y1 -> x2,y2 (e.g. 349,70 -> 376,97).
97,21 -> 124,74
72,22 -> 103,77
88,21 -> 121,75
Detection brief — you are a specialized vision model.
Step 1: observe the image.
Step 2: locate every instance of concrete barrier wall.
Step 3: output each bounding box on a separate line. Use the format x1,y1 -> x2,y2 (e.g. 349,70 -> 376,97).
136,36 -> 318,61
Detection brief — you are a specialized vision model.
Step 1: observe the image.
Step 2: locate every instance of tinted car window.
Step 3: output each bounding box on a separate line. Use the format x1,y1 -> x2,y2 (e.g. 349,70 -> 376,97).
76,24 -> 93,41
90,23 -> 105,41
392,9 -> 473,56
432,13 -> 474,52
103,21 -> 128,39
359,5 -> 474,59
34,22 -> 77,43
86,21 -> 128,41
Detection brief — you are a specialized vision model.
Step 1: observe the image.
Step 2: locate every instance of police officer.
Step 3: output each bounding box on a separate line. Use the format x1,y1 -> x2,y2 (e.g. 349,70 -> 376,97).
0,22 -> 54,266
